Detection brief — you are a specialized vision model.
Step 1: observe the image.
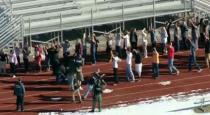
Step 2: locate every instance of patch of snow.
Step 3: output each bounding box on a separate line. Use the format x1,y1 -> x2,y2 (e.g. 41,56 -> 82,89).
158,81 -> 171,86
39,91 -> 210,115
103,89 -> 113,94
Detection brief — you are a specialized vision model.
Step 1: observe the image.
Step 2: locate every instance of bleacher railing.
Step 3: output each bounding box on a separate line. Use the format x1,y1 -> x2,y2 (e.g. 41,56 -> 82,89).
0,6 -> 23,49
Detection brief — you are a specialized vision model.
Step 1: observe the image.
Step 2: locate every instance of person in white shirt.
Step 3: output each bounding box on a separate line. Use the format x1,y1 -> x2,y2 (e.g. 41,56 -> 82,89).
142,28 -> 148,58
105,32 -> 113,62
126,48 -> 135,82
9,50 -> 18,78
112,52 -> 121,84
14,46 -> 20,66
160,27 -> 168,54
123,31 -> 131,50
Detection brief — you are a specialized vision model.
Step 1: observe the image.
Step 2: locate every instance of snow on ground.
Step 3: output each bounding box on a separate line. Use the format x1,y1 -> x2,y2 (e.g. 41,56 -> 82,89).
39,90 -> 210,115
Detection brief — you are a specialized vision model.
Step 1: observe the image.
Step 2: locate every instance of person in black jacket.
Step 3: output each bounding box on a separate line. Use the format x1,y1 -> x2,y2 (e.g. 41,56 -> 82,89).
133,49 -> 143,80
205,37 -> 210,68
130,28 -> 138,50
14,78 -> 25,111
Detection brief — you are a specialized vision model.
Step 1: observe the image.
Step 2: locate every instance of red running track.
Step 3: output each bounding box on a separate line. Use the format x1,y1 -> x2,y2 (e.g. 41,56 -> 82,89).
0,49 -> 210,115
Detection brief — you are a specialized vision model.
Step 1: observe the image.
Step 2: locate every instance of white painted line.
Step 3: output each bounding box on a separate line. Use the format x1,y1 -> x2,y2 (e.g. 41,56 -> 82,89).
104,79 -> 210,99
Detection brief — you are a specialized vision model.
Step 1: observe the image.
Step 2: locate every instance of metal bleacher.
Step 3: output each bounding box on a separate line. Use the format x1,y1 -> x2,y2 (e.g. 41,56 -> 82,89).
6,0 -> 192,36
2,0 -> 209,49
0,4 -> 23,49
194,0 -> 210,15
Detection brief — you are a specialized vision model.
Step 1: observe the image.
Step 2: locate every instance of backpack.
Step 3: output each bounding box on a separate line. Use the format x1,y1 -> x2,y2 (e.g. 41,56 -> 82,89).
94,78 -> 103,94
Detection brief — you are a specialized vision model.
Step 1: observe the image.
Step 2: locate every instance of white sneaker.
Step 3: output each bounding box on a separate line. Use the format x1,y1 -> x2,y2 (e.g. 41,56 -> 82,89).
198,69 -> 203,73
79,87 -> 83,90
176,71 -> 180,75
12,75 -> 16,78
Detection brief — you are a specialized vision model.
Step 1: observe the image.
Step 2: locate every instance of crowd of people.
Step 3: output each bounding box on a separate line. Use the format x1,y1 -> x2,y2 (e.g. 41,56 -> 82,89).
0,15 -> 209,112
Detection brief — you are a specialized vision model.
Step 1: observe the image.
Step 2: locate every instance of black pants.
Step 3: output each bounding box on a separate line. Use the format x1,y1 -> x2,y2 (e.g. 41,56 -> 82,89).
181,35 -> 187,50
174,37 -> 180,52
115,46 -> 122,58
200,33 -> 206,48
17,56 -> 20,66
113,68 -> 118,83
131,42 -> 137,50
16,96 -> 24,111
10,63 -> 16,75
23,58 -> 29,72
152,42 -> 156,48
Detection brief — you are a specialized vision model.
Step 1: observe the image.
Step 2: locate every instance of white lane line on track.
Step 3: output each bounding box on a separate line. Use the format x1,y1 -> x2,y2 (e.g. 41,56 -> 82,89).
0,77 -> 55,89
0,74 -> 209,112
18,80 -> 210,112
114,74 -> 210,91
104,79 -> 210,99
0,73 -> 209,101
0,91 -> 59,102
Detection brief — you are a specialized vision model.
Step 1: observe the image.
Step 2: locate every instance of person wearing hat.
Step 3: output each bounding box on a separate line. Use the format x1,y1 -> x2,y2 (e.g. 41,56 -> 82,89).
14,78 -> 25,111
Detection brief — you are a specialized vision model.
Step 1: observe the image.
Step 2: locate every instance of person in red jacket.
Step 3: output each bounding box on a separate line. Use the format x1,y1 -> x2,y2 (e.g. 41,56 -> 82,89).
168,42 -> 180,75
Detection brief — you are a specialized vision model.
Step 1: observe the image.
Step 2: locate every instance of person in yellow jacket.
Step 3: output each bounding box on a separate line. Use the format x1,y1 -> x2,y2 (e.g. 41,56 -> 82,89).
152,48 -> 159,79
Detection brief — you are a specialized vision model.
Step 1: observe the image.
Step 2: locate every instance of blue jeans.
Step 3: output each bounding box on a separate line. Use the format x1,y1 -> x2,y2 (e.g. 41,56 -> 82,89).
126,64 -> 135,81
67,73 -> 75,91
45,55 -> 50,69
115,46 -> 122,58
83,84 -> 94,99
152,63 -> 159,78
83,45 -> 87,60
188,54 -> 200,71
168,59 -> 178,74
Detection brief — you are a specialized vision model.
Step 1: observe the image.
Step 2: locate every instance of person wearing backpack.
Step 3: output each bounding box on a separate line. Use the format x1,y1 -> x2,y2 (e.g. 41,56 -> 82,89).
14,78 -> 25,112
90,72 -> 106,112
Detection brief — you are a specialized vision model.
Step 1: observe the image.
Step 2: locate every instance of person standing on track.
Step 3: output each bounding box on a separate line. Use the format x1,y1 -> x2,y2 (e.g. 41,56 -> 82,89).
174,22 -> 180,52
72,77 -> 82,103
160,26 -> 168,55
22,45 -> 30,73
152,48 -> 159,79
90,71 -> 106,112
0,49 -> 7,74
14,45 -> 21,67
14,78 -> 25,112
187,37 -> 202,73
168,42 -> 180,75
34,44 -> 43,72
205,36 -> 210,68
133,49 -> 143,80
142,28 -> 148,58
115,31 -> 122,58
130,28 -> 138,50
126,48 -> 135,82
9,49 -> 18,78
150,27 -> 157,48
122,30 -> 131,58
91,33 -> 97,65
112,51 -> 121,85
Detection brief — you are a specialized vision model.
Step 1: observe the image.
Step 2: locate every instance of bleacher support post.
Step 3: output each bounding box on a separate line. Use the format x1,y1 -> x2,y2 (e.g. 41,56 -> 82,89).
91,8 -> 94,33
153,0 -> 156,29
29,18 -> 32,47
122,4 -> 125,30
60,13 -> 63,44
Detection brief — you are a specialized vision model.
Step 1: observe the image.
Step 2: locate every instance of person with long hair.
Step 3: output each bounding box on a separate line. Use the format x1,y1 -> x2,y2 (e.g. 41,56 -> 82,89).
9,49 -> 18,78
